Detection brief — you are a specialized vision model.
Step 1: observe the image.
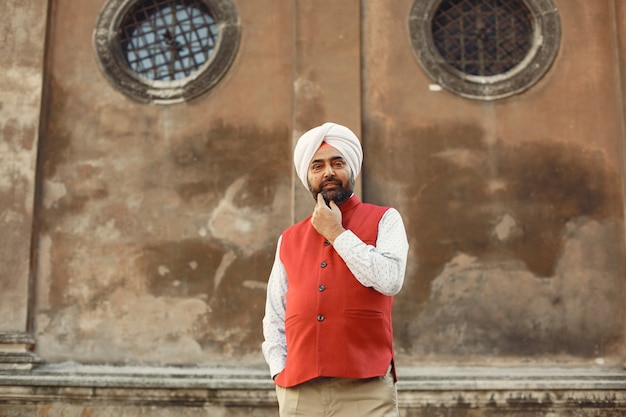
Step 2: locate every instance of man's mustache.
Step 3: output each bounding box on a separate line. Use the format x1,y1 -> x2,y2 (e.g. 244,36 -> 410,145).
320,178 -> 342,188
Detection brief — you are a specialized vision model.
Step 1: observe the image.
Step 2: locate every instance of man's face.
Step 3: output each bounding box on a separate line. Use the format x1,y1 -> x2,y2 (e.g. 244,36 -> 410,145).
307,146 -> 354,205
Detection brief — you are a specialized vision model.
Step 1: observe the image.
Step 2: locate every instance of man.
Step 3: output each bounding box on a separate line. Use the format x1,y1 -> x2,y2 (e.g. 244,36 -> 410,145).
262,122 -> 409,417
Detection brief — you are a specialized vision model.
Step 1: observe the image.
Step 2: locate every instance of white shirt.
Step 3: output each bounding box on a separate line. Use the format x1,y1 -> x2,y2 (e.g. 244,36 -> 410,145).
261,208 -> 409,378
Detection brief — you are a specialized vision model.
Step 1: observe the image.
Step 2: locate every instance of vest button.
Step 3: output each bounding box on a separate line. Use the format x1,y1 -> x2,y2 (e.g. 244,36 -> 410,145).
320,261 -> 327,268
324,240 -> 330,246
318,285 -> 325,292
317,315 -> 325,322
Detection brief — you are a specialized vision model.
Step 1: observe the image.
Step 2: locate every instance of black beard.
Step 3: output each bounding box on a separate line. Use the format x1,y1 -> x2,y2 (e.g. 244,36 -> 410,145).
311,179 -> 353,206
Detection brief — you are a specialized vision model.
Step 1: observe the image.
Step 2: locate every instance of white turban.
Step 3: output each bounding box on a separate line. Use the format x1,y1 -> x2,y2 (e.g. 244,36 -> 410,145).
293,122 -> 363,189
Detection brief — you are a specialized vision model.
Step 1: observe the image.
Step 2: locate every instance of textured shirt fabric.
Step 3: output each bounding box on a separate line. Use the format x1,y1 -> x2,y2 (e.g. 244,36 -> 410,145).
262,207 -> 409,380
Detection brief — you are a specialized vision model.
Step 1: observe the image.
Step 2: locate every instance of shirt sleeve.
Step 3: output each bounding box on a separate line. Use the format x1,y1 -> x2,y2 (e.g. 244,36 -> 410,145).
332,208 -> 409,296
261,235 -> 288,378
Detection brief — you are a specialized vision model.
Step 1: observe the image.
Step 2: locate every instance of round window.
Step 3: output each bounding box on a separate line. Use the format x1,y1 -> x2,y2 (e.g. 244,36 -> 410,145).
409,0 -> 561,100
94,0 -> 240,104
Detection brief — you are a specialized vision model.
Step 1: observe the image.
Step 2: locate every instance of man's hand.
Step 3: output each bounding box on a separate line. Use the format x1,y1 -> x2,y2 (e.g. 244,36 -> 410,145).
311,193 -> 345,244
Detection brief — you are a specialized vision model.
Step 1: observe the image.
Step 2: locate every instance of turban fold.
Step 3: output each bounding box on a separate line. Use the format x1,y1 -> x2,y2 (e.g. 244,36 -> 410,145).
293,122 -> 363,189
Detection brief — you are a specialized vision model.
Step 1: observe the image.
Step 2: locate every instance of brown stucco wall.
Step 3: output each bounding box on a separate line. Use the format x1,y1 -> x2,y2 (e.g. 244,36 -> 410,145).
0,0 -> 623,394
1,0 -> 626,415
33,0 -> 294,364
22,0 -> 626,369
615,0 -> 626,180
292,0 -> 363,221
363,0 -> 625,365
0,0 -> 48,334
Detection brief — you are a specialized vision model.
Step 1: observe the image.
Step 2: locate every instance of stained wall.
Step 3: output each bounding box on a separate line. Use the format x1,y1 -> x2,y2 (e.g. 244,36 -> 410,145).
0,0 -> 47,339
33,0 -> 294,364
0,0 -> 624,377
362,0 -> 626,365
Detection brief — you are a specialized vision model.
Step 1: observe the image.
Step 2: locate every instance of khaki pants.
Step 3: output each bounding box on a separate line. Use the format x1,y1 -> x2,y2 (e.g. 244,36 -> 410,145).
275,367 -> 398,417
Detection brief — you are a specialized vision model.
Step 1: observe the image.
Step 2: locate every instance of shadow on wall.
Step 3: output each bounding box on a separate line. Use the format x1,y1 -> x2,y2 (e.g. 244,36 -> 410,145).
365,122 -> 625,360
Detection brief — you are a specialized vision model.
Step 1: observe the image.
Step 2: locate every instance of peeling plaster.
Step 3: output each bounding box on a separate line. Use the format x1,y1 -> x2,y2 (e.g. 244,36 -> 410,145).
43,180 -> 67,209
0,68 -> 43,124
407,217 -> 624,359
367,121 -> 625,359
37,293 -> 209,364
1,209 -> 23,224
494,214 -> 517,241
0,138 -> 35,196
208,177 -> 287,256
242,280 -> 267,290
214,250 -> 237,291
94,219 -> 122,241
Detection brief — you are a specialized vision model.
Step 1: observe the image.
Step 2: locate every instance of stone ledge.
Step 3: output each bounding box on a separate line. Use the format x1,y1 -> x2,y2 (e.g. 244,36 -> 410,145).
396,366 -> 626,390
0,334 -> 35,345
0,364 -> 275,407
1,364 -> 625,390
0,363 -> 272,390
0,365 -> 625,410
0,333 -> 41,372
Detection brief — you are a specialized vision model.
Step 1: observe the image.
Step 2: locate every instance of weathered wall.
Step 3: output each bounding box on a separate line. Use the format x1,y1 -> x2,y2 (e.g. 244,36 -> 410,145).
34,0 -> 294,364
0,0 -> 47,335
291,0 -> 363,221
1,0 -> 626,415
362,0 -> 626,366
616,0 -> 626,194
18,0 -> 626,369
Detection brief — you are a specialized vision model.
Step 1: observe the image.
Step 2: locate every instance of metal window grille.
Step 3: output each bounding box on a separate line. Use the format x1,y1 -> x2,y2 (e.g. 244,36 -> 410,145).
118,0 -> 219,81
431,0 -> 533,76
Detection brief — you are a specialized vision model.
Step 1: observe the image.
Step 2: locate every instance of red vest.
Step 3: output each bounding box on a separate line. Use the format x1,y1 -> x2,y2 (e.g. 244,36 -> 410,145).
275,196 -> 394,387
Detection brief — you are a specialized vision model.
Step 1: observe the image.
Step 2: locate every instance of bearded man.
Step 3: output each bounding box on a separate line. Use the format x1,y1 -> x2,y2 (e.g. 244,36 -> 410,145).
262,122 -> 409,417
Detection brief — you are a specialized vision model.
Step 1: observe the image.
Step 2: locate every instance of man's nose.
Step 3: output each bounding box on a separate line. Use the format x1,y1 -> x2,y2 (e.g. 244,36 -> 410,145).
323,166 -> 335,177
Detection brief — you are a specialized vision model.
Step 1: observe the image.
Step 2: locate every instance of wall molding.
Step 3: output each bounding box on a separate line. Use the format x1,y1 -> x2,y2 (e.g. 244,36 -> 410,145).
1,365 -> 625,414
0,333 -> 40,372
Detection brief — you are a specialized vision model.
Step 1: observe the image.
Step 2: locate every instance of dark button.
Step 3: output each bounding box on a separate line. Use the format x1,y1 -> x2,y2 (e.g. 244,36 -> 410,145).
317,315 -> 325,322
318,285 -> 325,292
320,261 -> 327,268
324,240 -> 330,246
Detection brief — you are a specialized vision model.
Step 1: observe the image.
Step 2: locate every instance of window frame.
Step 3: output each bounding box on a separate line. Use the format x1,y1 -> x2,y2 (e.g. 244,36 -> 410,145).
408,0 -> 561,100
93,0 -> 240,104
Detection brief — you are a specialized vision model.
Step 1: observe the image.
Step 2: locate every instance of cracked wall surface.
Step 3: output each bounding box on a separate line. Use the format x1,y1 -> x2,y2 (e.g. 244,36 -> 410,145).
32,0 -> 294,365
363,0 -> 626,365
1,0 -> 624,372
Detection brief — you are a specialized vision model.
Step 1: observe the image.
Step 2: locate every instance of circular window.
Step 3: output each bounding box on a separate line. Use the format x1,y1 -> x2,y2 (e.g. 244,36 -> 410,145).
94,0 -> 240,104
409,0 -> 561,100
